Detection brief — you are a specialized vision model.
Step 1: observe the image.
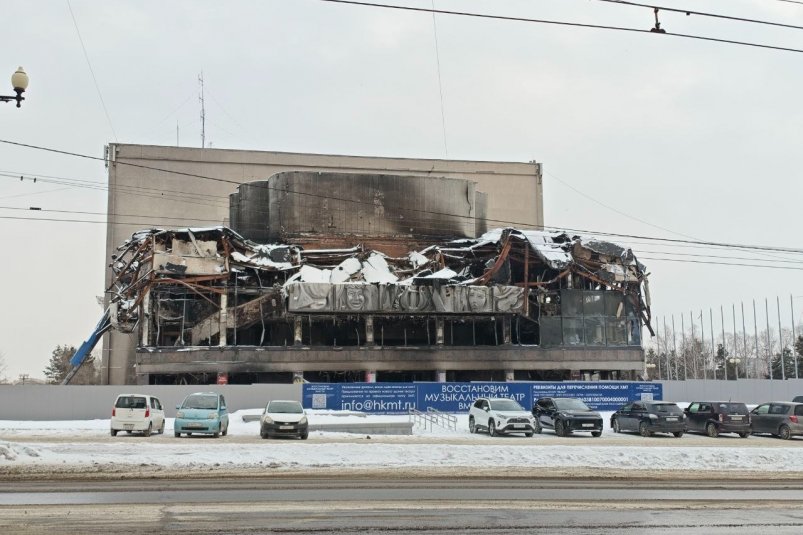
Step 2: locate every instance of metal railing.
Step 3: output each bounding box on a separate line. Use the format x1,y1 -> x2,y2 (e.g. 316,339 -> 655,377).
408,407 -> 458,431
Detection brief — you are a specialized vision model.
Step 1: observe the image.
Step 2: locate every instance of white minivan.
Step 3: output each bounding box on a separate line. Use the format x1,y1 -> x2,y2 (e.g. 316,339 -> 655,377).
111,394 -> 165,437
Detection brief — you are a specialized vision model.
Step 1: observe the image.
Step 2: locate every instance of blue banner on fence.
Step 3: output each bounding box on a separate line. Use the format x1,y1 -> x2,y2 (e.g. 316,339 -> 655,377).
302,382 -> 662,414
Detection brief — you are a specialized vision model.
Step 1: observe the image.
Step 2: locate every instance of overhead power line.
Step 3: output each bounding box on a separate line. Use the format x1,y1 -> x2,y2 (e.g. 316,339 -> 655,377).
2,137 -> 803,257
595,0 -> 803,31
316,0 -> 803,54
66,0 -> 118,142
6,165 -> 800,264
2,212 -> 802,271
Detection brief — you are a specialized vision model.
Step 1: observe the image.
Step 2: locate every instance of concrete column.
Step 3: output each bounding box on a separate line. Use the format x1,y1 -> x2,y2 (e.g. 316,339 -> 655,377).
365,370 -> 376,383
294,316 -> 303,346
365,316 -> 375,345
503,317 -> 512,345
436,370 -> 447,383
141,289 -> 151,346
504,369 -> 515,382
435,318 -> 444,346
219,291 -> 228,347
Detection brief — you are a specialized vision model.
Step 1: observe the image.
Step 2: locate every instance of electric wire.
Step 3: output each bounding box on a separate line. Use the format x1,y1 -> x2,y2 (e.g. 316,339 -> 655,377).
594,0 -> 803,31
430,0 -> 449,158
2,212 -> 802,270
2,137 -> 803,258
66,0 -> 118,142
6,165 -> 793,260
316,0 -> 803,54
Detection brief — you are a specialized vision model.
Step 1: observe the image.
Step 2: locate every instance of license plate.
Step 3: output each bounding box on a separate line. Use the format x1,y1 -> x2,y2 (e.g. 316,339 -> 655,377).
582,423 -> 594,427
279,425 -> 294,430
731,416 -> 743,420
124,424 -> 134,430
513,424 -> 524,429
666,417 -> 678,421
188,423 -> 204,428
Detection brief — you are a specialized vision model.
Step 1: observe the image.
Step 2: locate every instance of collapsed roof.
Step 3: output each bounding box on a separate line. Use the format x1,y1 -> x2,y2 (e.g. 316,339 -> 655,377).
106,226 -> 652,336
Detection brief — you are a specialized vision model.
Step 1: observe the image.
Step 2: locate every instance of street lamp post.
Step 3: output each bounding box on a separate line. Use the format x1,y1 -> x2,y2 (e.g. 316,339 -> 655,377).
0,67 -> 29,108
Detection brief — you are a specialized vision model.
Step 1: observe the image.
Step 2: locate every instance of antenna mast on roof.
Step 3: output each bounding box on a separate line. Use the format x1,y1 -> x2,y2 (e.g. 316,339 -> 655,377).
199,71 -> 206,148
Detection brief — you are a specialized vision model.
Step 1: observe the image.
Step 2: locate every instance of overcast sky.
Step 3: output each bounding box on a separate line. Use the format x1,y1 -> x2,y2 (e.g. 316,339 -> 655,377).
1,0 -> 802,380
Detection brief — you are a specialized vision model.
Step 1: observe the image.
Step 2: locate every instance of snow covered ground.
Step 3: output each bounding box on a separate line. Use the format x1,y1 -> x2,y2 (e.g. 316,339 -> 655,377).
0,409 -> 801,476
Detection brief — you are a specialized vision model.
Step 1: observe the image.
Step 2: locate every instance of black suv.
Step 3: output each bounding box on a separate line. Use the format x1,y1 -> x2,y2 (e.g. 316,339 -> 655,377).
611,401 -> 685,437
532,397 -> 603,437
684,401 -> 750,438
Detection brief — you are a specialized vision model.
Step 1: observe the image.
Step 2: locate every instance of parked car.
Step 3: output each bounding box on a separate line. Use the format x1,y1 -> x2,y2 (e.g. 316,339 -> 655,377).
683,401 -> 751,438
792,396 -> 803,404
110,394 -> 165,437
260,400 -> 309,440
174,392 -> 229,438
531,397 -> 603,437
750,402 -> 803,440
468,397 -> 536,437
611,401 -> 685,437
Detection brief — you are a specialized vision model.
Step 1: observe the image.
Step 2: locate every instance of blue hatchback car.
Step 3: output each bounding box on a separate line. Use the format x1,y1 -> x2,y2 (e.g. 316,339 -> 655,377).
174,392 -> 229,438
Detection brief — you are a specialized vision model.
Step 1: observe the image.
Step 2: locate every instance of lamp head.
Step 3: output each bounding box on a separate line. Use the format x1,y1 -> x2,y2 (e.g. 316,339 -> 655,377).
11,67 -> 28,92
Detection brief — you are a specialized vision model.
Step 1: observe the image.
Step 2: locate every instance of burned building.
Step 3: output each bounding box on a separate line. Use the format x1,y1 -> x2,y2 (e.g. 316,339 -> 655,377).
104,171 -> 652,385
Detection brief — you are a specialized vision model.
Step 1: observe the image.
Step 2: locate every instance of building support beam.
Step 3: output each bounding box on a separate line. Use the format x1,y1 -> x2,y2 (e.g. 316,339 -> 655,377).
219,291 -> 228,347
365,315 -> 375,346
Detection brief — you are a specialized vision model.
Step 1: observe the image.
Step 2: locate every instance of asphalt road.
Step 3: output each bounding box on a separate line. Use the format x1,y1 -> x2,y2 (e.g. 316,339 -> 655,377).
3,477 -> 803,534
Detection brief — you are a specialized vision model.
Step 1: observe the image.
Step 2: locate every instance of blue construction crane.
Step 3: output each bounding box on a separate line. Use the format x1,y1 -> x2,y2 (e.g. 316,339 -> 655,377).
61,308 -> 112,385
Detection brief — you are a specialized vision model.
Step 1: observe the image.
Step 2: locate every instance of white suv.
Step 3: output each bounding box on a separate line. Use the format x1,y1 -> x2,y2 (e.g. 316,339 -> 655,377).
468,397 -> 536,437
111,394 -> 165,437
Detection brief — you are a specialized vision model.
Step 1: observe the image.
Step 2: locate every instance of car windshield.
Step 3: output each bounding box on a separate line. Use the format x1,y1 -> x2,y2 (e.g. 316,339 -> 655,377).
649,403 -> 682,414
716,403 -> 748,414
489,399 -> 524,411
554,398 -> 591,411
181,395 -> 218,410
267,401 -> 303,414
115,396 -> 147,409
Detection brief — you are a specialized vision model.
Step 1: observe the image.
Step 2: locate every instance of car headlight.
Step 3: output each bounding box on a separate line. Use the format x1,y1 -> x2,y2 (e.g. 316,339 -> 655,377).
176,411 -> 185,418
262,416 -> 274,424
299,416 -> 308,425
648,413 -> 658,419
208,412 -> 219,420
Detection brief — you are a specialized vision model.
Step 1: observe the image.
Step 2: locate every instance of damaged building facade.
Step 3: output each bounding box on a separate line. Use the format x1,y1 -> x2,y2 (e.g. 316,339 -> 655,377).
104,165 -> 652,385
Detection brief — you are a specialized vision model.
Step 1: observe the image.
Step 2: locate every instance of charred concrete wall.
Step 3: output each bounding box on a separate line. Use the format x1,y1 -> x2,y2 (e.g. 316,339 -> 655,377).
230,172 -> 487,248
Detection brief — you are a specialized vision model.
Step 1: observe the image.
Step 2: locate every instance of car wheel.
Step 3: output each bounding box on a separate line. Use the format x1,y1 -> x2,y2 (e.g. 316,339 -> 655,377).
213,427 -> 220,438
110,429 -> 117,437
706,423 -> 719,438
673,431 -> 684,438
639,421 -> 652,437
739,432 -> 750,439
779,424 -> 792,440
612,418 -> 621,434
469,416 -> 476,434
174,432 -> 181,438
488,420 -> 498,437
222,423 -> 228,437
301,431 -> 309,440
159,421 -> 165,434
143,423 -> 152,437
525,432 -> 533,438
591,431 -> 602,438
534,420 -> 542,434
555,419 -> 566,437
260,427 -> 269,439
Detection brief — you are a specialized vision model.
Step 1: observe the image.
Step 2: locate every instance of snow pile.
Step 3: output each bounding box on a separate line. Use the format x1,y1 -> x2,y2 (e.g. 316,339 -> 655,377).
0,408 -> 801,474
